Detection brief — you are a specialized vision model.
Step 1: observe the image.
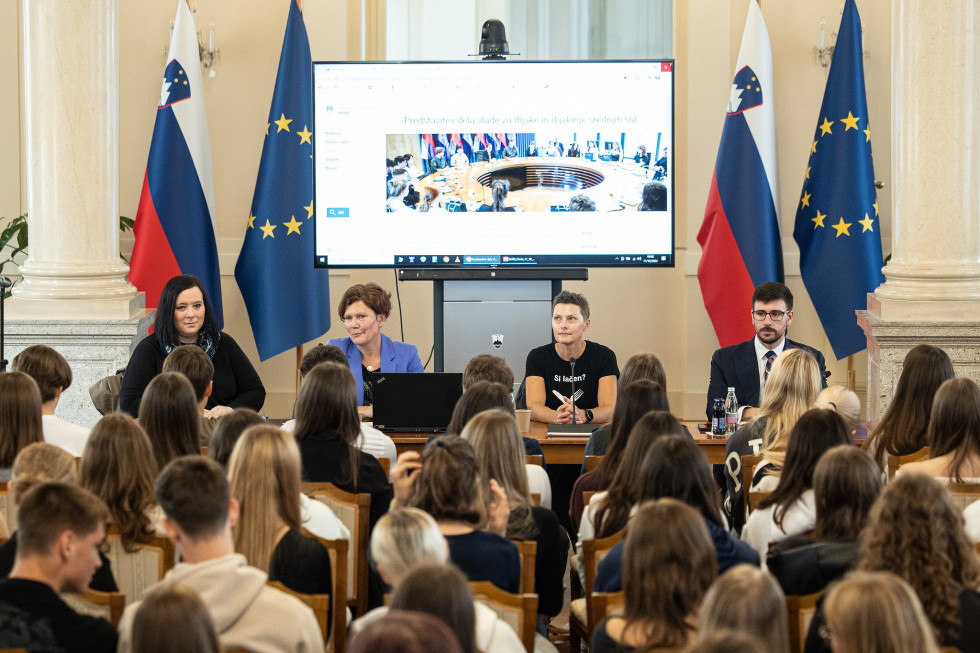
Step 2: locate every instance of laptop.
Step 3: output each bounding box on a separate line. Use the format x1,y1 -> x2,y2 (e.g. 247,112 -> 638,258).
371,372 -> 463,433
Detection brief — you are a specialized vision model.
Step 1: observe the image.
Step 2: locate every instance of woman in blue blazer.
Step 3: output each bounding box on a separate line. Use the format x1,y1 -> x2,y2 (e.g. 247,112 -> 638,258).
327,283 -> 424,419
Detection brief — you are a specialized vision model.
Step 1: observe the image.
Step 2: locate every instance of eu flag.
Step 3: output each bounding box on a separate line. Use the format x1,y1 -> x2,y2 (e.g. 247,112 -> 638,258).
793,0 -> 884,360
234,0 -> 330,361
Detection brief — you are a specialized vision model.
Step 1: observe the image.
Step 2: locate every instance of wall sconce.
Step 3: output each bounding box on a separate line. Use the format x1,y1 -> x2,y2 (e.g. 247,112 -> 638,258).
814,5 -> 869,69
167,3 -> 220,78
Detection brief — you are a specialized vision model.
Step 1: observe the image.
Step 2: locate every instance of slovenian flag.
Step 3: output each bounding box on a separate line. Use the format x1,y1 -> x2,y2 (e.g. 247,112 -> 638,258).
130,0 -> 222,327
697,0 -> 782,347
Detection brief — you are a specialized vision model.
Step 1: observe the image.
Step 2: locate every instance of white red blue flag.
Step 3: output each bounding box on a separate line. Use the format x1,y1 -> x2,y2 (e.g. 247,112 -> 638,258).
697,0 -> 782,347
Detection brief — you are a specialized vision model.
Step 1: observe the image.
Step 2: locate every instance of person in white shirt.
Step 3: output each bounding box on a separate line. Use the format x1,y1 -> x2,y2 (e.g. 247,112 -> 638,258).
11,345 -> 89,457
451,149 -> 470,168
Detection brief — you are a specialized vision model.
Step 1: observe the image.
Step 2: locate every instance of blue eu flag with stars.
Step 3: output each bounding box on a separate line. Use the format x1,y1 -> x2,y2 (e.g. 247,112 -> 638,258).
793,0 -> 884,360
235,0 -> 330,361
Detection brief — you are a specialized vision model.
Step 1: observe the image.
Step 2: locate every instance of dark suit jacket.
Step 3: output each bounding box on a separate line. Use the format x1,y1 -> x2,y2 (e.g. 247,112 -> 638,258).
706,338 -> 828,419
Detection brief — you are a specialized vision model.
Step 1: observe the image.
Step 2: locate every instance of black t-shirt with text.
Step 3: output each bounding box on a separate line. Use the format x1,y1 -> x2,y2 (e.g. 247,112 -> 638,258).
525,341 -> 619,411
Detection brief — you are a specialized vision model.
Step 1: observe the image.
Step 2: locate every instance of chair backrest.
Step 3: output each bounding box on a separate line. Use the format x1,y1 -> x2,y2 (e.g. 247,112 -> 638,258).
61,589 -> 126,627
268,581 -> 332,650
103,526 -> 176,602
786,591 -> 821,653
302,482 -> 370,615
584,456 -> 604,473
378,457 -> 390,478
886,446 -> 929,480
468,581 -> 538,653
525,455 -> 543,467
0,481 -> 16,534
589,590 -> 624,629
741,454 -> 763,520
944,482 -> 980,512
300,529 -> 349,653
581,530 -> 626,632
583,491 -> 598,508
530,493 -> 541,506
509,539 -> 537,594
748,491 -> 773,516
200,445 -> 209,457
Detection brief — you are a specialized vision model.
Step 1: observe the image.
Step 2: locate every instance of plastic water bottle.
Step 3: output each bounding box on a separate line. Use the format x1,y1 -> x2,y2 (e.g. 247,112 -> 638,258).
712,398 -> 726,436
724,387 -> 738,435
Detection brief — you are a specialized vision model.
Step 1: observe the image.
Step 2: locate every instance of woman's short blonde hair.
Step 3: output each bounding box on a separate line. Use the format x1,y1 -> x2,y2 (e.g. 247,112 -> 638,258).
11,442 -> 77,505
698,565 -> 790,653
369,508 -> 447,586
815,385 -> 861,432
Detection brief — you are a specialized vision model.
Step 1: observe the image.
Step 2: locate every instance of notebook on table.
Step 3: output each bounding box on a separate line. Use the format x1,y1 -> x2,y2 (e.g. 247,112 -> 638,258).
371,372 -> 464,433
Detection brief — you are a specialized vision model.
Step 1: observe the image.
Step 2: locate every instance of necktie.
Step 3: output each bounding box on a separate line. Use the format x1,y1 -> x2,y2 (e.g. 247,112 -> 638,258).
764,350 -> 777,384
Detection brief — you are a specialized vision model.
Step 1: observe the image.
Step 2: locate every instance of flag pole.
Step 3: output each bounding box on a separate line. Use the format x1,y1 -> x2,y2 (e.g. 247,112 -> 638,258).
846,354 -> 855,391
296,345 -> 303,393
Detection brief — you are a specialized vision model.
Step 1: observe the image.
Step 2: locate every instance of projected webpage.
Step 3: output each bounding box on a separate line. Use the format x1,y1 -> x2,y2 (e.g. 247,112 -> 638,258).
312,60 -> 674,268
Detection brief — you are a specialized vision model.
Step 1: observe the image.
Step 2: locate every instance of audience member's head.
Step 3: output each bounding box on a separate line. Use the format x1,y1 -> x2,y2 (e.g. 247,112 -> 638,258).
637,434 -> 723,528
228,425 -> 302,572
825,571 -> 939,653
858,472 -> 980,642
208,408 -> 265,468
446,380 -> 514,435
698,565 -> 790,653
370,508 -> 448,587
131,584 -> 221,653
155,456 -> 232,542
757,348 -> 822,455
138,372 -> 201,471
80,412 -> 158,549
10,344 -> 72,405
412,436 -> 484,528
299,343 -> 348,378
490,179 -> 510,212
813,445 -> 881,540
162,345 -> 214,406
815,384 -> 862,433
639,181 -> 667,211
688,630 -> 766,653
348,610 -> 463,653
462,354 -> 514,392
618,352 -> 666,388
594,380 -> 670,488
11,442 -> 77,505
926,377 -> 980,482
0,371 -> 44,468
418,186 -> 441,212
569,194 -> 596,211
293,362 -> 361,485
867,344 -> 953,462
389,563 -> 477,653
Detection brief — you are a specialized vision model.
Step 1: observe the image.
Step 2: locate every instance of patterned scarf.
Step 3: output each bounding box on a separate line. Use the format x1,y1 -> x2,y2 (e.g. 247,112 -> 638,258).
159,326 -> 220,359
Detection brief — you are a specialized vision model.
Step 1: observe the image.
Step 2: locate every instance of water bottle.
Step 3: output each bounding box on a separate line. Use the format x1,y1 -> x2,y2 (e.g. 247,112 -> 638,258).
712,398 -> 726,435
724,387 -> 738,435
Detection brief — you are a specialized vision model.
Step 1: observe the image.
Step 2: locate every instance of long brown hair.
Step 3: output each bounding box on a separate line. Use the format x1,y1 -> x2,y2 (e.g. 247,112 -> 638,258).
80,413 -> 159,551
813,445 -> 881,540
411,436 -> 485,527
446,381 -> 513,435
293,362 -> 361,487
927,377 -> 980,482
699,565 -> 790,653
0,372 -> 44,468
390,563 -> 477,653
138,372 -> 200,472
131,584 -> 221,653
593,380 -> 669,489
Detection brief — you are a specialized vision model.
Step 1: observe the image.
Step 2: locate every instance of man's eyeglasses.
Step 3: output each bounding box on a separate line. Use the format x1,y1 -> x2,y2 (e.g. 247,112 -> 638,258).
751,310 -> 787,322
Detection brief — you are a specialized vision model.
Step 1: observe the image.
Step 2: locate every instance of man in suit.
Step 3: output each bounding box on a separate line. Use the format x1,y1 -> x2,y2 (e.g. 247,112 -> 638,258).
706,281 -> 827,419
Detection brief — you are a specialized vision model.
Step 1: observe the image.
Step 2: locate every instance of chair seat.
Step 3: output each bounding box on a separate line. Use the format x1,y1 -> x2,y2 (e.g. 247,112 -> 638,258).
570,597 -> 587,624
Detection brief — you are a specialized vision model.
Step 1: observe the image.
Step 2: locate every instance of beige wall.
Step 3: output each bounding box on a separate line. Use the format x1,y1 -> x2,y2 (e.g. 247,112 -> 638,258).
0,0 -> 892,419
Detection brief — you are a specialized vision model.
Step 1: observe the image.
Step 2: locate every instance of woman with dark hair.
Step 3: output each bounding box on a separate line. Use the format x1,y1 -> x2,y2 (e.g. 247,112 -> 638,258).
138,372 -> 201,472
638,181 -> 667,211
594,435 -> 758,592
743,409 -> 853,556
0,372 -> 44,482
207,407 -> 265,468
902,377 -> 980,482
865,344 -> 953,469
293,362 -> 391,529
591,499 -> 717,652
119,274 -> 265,418
349,610 -> 464,653
766,445 -> 881,595
390,564 -> 478,653
446,380 -> 514,434
477,179 -> 515,212
327,282 -> 423,417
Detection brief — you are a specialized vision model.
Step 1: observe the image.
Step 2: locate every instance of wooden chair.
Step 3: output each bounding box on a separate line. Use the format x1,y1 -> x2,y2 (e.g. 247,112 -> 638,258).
945,481 -> 980,512
103,526 -> 176,602
741,454 -> 763,521
526,454 -> 543,467
469,581 -> 538,653
530,492 -> 541,506
0,482 -> 16,534
303,482 -> 370,616
786,591 -> 821,653
268,581 -> 332,651
582,490 -> 599,508
378,457 -> 390,477
569,529 -> 625,653
748,490 -> 773,515
886,446 -> 929,480
200,445 -> 209,456
62,589 -> 126,627
584,455 -> 603,473
299,530 -> 349,653
509,539 -> 537,594
589,590 -> 624,629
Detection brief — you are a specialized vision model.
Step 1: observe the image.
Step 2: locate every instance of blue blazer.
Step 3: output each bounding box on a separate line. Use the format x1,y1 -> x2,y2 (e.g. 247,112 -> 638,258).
327,333 -> 424,405
706,338 -> 828,419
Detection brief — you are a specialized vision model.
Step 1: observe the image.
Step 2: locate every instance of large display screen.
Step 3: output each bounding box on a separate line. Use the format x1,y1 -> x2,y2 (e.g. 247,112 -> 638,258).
312,60 -> 674,269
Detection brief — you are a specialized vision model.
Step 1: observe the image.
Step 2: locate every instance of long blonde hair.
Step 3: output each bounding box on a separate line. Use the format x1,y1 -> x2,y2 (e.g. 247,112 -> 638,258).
759,348 -> 822,468
228,425 -> 302,572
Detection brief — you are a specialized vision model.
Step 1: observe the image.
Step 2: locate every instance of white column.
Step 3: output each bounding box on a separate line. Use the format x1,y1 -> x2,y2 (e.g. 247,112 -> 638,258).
13,0 -> 142,318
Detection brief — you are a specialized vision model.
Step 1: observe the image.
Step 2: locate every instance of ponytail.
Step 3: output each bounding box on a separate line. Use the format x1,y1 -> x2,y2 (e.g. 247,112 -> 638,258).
491,180 -> 509,212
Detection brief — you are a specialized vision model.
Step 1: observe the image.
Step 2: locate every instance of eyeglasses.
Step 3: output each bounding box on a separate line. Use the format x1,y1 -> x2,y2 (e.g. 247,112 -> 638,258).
751,310 -> 787,322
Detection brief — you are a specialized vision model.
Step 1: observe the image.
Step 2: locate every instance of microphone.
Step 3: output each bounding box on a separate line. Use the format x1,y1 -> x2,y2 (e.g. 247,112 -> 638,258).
823,370 -> 832,379
569,357 -> 577,425
0,278 -> 11,289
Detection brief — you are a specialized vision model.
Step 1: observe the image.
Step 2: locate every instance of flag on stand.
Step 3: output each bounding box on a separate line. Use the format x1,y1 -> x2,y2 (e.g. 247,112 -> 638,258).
697,0 -> 782,347
234,0 -> 330,361
793,0 -> 884,359
130,0 -> 223,326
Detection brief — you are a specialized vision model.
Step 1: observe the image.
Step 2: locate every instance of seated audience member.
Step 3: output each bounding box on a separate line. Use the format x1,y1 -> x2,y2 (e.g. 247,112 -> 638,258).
638,180 -> 667,211
11,344 -> 89,456
632,144 -> 650,167
594,436 -> 758,593
477,179 -> 516,212
418,185 -> 446,213
652,146 -> 668,180
724,347 -> 822,534
689,630 -> 766,653
610,142 -> 622,162
441,380 -> 544,458
385,158 -> 395,180
814,384 -> 866,438
462,409 -> 568,619
0,443 -> 118,592
386,176 -> 414,213
902,377 -> 980,482
351,508 -> 528,653
806,473 -> 980,653
116,456 -> 324,653
501,142 -> 520,158
139,371 -> 201,472
80,413 -> 166,549
525,290 -> 619,425
698,565 -> 790,653
402,153 -> 423,179
526,141 -> 539,157
568,194 -> 596,211
450,148 -> 469,167
429,147 -> 449,171
591,499 -> 717,652
208,408 -> 265,467
0,482 -> 116,653
131,584 -> 220,653
350,610 -> 464,653
463,353 -> 515,393
390,564 -> 478,653
864,344 -> 953,470
392,168 -> 420,205
566,141 -> 580,157
823,571 -> 940,653
282,342 -> 397,469
293,362 -> 391,529
744,410 -> 852,556
767,445 -> 881,595
162,344 -> 219,444
119,274 -> 265,418
0,371 -> 44,481
229,426 -> 332,598
571,379 -> 670,532
392,437 -> 519,593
